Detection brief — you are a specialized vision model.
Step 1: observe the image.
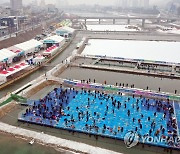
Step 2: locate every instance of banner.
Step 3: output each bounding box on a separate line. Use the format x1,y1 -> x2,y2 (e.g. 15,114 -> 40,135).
63,79 -> 180,101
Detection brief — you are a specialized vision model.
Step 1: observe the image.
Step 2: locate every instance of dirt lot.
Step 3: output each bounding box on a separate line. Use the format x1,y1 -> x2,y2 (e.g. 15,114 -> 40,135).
0,27 -> 43,49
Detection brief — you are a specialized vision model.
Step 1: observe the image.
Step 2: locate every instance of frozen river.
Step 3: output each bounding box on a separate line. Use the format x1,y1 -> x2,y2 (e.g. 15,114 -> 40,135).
82,39 -> 180,64
86,25 -> 140,31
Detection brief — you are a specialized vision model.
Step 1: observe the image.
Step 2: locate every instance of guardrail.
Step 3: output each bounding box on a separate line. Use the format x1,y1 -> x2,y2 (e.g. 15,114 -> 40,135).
63,79 -> 180,102
83,54 -> 180,67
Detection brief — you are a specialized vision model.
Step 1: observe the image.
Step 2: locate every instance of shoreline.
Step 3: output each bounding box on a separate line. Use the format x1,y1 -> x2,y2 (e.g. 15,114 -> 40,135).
0,122 -> 120,154
0,129 -> 84,154
0,131 -> 76,154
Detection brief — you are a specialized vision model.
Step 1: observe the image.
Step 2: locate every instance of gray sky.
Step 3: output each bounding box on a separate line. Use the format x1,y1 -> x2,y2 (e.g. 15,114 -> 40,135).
0,0 -> 172,7
43,0 -> 171,6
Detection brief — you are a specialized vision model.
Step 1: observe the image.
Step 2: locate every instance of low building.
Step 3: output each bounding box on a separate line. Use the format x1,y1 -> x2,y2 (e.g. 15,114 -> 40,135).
56,26 -> 75,37
43,35 -> 65,48
0,26 -> 8,36
14,39 -> 43,56
0,17 -> 16,33
0,48 -> 16,64
8,46 -> 25,63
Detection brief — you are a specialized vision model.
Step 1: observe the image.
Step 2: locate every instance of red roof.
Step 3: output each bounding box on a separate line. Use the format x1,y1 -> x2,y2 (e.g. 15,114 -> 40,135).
0,70 -> 8,74
14,65 -> 21,69
15,50 -> 21,53
7,67 -> 15,71
20,62 -> 26,66
10,49 -> 21,53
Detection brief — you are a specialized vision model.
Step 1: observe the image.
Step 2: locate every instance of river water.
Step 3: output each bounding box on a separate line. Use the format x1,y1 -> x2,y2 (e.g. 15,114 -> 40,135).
59,67 -> 180,93
0,132 -> 66,154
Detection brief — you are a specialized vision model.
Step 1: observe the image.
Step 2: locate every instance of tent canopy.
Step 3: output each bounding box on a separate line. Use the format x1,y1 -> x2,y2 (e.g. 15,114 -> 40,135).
33,55 -> 45,64
0,62 -> 29,77
0,49 -> 16,62
43,35 -> 64,44
56,26 -> 75,33
8,46 -> 24,55
43,45 -> 58,56
14,39 -> 43,54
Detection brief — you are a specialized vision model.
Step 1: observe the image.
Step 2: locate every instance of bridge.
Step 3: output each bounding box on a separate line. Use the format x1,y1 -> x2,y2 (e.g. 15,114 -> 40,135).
62,15 -> 180,27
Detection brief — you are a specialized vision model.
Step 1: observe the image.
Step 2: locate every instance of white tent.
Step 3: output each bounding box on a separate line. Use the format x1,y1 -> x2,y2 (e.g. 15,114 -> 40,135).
15,39 -> 43,54
56,26 -> 75,33
33,55 -> 46,64
8,46 -> 24,56
0,75 -> 7,85
61,26 -> 75,33
0,49 -> 16,63
43,35 -> 65,45
43,45 -> 59,56
56,26 -> 75,37
0,62 -> 30,78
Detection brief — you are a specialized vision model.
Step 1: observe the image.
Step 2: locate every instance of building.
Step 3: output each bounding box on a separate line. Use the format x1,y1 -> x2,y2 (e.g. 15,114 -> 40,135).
132,0 -> 139,8
0,7 -> 11,17
0,16 -> 17,34
0,26 -> 8,36
0,17 -> 15,27
144,0 -> 149,8
56,0 -> 69,9
40,0 -> 46,8
139,0 -> 149,8
10,0 -> 23,11
55,26 -> 75,37
139,0 -> 143,7
15,39 -> 43,55
122,0 -> 128,8
32,0 -> 38,6
43,35 -> 65,48
47,4 -> 56,13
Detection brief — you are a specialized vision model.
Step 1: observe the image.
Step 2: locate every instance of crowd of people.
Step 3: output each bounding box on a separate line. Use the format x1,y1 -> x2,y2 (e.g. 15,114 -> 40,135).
21,86 -> 179,148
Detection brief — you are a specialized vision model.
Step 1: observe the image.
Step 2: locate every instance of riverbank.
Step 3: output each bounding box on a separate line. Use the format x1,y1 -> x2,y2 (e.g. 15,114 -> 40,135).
0,131 -> 73,154
0,122 -> 120,154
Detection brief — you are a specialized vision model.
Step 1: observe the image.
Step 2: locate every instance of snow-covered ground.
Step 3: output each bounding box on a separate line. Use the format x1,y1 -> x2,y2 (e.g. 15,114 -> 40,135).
82,39 -> 180,64
86,25 -> 140,31
156,25 -> 180,35
0,122 -> 121,154
157,29 -> 180,35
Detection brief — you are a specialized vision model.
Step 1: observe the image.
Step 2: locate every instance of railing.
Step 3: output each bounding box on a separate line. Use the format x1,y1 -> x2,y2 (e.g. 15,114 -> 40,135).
63,79 -> 180,102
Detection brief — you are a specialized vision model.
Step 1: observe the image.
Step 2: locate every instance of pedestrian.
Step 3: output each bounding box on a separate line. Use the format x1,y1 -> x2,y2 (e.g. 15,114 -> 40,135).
158,87 -> 161,92
127,110 -> 130,117
175,90 -> 177,94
